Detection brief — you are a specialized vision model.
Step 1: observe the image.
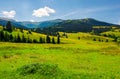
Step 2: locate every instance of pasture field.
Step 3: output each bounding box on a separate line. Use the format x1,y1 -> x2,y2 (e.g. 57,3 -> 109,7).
0,35 -> 120,79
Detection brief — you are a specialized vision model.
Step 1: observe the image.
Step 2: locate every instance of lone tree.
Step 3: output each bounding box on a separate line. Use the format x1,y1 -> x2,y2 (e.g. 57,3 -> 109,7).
22,34 -> 26,43
0,31 -> 4,41
4,32 -> 9,42
9,34 -> 13,42
46,35 -> 51,43
52,37 -> 55,44
6,21 -> 12,32
57,35 -> 60,44
93,38 -> 96,41
106,39 -> 109,42
17,34 -> 21,42
39,37 -> 43,43
78,37 -> 80,40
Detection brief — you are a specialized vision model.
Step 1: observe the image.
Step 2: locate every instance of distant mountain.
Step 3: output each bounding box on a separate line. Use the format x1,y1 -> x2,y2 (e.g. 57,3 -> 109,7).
18,19 -> 63,28
33,18 -> 119,28
18,22 -> 40,28
0,17 -> 28,29
34,18 -> 119,33
37,19 -> 63,28
0,17 -> 119,33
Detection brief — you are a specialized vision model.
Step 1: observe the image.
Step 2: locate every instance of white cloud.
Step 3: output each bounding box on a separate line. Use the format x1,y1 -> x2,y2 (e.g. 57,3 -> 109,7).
32,6 -> 55,17
30,19 -> 35,22
2,10 -> 16,18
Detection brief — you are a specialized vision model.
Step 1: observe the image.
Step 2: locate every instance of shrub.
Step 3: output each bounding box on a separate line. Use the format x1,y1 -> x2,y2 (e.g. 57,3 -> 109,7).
17,63 -> 62,76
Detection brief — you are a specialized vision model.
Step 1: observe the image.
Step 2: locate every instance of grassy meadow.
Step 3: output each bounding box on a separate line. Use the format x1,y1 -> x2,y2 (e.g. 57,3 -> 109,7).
0,30 -> 120,79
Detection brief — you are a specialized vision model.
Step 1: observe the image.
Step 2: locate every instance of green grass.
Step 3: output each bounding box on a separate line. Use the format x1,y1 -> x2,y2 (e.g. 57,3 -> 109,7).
0,40 -> 120,79
0,27 -> 120,79
101,29 -> 120,37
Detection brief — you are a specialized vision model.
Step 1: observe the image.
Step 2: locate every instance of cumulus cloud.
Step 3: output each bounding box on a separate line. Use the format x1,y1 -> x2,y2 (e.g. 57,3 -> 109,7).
2,10 -> 16,18
32,6 -> 55,17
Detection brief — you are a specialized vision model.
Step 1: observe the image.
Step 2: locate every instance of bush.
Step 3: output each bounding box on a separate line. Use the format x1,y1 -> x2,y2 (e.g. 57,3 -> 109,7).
17,63 -> 62,76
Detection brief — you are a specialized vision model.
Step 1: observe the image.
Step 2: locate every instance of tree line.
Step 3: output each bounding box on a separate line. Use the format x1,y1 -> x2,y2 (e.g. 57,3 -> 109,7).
0,30 -> 60,44
0,21 -> 60,44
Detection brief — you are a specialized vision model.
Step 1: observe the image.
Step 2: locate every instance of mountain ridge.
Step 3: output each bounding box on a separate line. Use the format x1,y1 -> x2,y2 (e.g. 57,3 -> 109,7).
0,17 -> 119,30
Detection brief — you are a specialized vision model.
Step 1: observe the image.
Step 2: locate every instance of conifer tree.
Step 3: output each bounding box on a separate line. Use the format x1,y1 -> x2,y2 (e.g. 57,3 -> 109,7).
106,39 -> 108,42
93,38 -> 96,41
4,32 -> 9,42
27,36 -> 32,43
46,35 -> 51,43
17,34 -> 21,42
6,21 -> 12,32
9,34 -> 13,42
0,31 -> 2,41
33,39 -> 38,43
22,34 -> 26,43
1,31 -> 4,41
14,36 -> 17,42
57,35 -> 60,44
52,37 -> 55,44
39,37 -> 43,43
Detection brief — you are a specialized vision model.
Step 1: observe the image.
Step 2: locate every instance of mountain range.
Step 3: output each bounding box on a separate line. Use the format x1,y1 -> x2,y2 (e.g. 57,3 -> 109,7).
0,17 -> 119,33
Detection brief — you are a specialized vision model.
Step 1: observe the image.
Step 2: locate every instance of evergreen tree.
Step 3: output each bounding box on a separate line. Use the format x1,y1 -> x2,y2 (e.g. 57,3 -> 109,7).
98,38 -> 101,42
9,34 -> 13,42
78,37 -> 80,40
22,34 -> 26,43
1,31 -> 4,41
113,37 -> 118,42
4,32 -> 9,42
14,36 -> 17,42
6,21 -> 12,32
33,39 -> 38,43
28,30 -> 32,34
93,38 -> 96,41
39,37 -> 43,43
106,39 -> 108,42
66,34 -> 68,38
27,36 -> 32,43
46,35 -> 51,43
42,38 -> 45,43
52,37 -> 55,44
17,34 -> 21,42
0,31 -> 2,41
57,36 -> 60,44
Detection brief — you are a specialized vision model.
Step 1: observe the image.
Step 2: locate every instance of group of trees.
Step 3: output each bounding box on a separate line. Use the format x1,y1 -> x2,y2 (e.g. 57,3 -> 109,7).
93,38 -> 109,42
0,21 -> 61,44
0,30 -> 60,44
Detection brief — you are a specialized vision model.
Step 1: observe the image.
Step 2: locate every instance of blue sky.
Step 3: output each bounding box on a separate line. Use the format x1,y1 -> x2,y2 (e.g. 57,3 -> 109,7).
0,0 -> 120,24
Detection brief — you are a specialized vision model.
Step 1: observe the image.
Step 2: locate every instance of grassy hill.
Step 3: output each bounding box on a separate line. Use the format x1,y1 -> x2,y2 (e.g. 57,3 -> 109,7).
0,25 -> 120,79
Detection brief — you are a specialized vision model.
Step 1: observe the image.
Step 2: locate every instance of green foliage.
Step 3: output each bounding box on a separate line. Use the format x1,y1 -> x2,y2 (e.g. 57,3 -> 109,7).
39,37 -> 43,43
78,36 -> 80,40
46,35 -> 51,43
52,37 -> 55,44
57,35 -> 60,44
33,39 -> 38,43
6,21 -> 12,32
16,34 -> 21,42
17,63 -> 61,76
28,30 -> 32,34
93,38 -> 96,41
27,36 -> 32,43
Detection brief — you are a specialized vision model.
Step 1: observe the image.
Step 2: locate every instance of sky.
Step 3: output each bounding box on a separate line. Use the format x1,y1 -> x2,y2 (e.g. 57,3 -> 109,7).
0,0 -> 120,24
